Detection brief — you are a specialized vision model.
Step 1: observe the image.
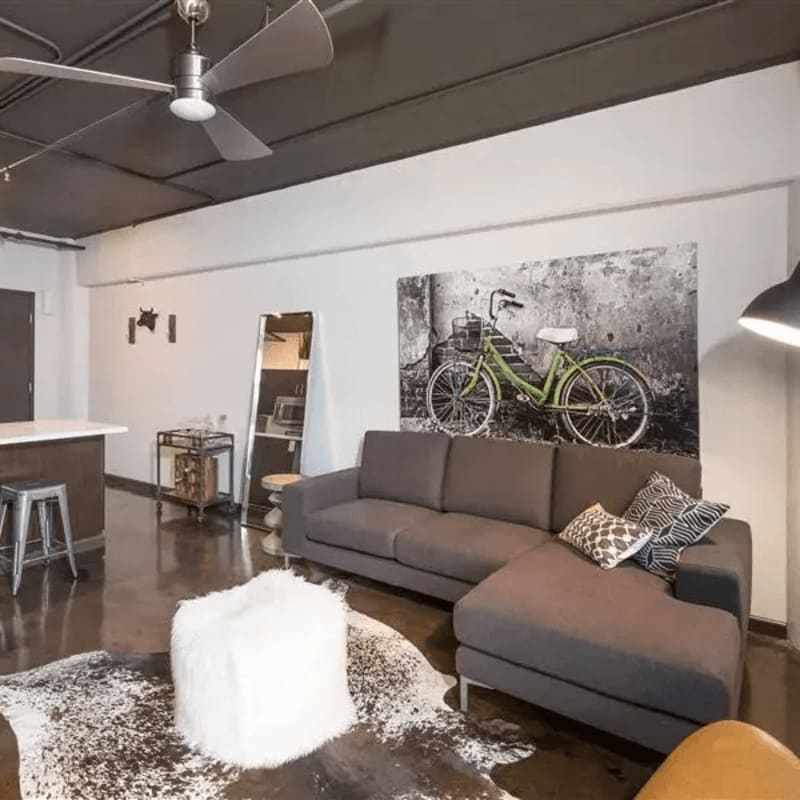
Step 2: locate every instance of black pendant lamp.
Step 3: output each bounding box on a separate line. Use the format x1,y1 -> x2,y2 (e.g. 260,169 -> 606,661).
739,262 -> 800,346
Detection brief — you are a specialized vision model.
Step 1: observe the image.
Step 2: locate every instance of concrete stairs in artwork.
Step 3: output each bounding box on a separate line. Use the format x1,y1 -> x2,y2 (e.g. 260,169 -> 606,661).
487,331 -> 540,387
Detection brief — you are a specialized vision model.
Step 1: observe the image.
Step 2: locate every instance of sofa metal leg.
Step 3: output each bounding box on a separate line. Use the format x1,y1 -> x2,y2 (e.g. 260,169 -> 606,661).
459,676 -> 493,714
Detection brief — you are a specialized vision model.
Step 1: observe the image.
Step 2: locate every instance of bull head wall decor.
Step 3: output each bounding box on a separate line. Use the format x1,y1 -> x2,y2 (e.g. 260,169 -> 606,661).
136,307 -> 159,332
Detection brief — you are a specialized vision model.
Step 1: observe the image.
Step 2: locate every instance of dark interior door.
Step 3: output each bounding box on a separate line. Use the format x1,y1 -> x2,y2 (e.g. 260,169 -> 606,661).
0,289 -> 34,422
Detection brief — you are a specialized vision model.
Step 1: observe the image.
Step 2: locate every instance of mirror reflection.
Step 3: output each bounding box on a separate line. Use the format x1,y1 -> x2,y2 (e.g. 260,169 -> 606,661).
242,312 -> 314,554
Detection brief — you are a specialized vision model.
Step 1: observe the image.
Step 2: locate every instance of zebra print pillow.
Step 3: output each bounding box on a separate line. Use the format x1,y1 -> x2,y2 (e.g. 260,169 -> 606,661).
624,472 -> 729,581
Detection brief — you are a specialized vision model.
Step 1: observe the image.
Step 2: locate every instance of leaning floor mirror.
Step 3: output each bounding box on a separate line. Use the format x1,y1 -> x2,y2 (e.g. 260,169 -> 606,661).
241,312 -> 314,556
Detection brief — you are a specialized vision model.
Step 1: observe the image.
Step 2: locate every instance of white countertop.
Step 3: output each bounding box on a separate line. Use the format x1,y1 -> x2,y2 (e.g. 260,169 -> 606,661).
0,419 -> 128,446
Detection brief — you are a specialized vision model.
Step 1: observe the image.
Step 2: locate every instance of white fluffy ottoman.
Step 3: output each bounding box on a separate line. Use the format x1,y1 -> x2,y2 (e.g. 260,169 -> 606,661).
171,570 -> 356,768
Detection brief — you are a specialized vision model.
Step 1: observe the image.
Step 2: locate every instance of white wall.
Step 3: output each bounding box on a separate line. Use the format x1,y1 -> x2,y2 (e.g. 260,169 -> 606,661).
88,186 -> 789,622
81,62 -> 800,624
0,241 -> 89,419
78,62 -> 800,286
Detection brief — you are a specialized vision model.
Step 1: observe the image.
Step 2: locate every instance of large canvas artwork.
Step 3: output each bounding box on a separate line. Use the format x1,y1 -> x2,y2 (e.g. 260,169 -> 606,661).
397,243 -> 699,457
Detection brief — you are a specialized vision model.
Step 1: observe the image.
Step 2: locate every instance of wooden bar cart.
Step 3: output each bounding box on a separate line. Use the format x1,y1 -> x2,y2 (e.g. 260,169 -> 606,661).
155,429 -> 235,523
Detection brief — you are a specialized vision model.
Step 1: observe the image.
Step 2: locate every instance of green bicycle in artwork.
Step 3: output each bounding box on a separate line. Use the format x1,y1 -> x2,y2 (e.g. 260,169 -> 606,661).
425,288 -> 653,446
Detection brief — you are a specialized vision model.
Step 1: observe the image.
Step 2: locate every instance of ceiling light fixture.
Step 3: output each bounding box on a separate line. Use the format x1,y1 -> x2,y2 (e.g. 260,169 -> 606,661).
169,96 -> 216,122
739,262 -> 800,346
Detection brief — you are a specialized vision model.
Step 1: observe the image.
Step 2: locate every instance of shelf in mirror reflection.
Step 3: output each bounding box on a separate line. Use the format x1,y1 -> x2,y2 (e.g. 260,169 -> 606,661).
254,432 -> 303,442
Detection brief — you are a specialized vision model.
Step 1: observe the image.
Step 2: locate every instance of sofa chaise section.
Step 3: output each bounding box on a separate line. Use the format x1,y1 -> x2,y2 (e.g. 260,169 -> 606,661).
454,540 -> 743,752
454,442 -> 750,753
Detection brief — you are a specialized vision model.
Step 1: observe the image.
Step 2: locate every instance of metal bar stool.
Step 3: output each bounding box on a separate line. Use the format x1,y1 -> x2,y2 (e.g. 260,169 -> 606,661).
0,480 -> 78,595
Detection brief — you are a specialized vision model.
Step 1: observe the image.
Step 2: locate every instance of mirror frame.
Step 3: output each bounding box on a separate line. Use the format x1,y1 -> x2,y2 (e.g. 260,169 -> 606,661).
240,312 -> 314,529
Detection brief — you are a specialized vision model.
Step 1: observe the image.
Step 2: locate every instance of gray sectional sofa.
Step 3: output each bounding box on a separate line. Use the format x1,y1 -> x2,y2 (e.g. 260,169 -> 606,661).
283,430 -> 752,753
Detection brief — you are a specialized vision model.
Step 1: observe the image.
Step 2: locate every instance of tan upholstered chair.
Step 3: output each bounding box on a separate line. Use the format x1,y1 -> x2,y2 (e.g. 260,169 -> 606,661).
636,720 -> 800,800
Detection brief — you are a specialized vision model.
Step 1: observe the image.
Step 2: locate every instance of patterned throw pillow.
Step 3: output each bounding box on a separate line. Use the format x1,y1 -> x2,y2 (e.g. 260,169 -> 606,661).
559,504 -> 654,570
624,472 -> 729,581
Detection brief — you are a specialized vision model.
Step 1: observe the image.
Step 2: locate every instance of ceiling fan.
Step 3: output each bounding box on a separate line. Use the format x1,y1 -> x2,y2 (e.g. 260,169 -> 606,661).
0,0 -> 334,163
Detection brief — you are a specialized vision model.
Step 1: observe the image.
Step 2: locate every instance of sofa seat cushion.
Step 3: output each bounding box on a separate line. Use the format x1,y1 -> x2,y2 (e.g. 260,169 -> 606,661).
395,513 -> 550,584
306,499 -> 438,558
454,540 -> 741,724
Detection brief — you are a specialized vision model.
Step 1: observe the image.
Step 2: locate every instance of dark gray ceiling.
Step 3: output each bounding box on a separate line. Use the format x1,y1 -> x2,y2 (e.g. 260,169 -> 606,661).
0,0 -> 799,239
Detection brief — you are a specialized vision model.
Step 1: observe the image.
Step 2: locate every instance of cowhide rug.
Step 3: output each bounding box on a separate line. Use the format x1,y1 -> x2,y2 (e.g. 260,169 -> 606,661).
0,607 -> 534,799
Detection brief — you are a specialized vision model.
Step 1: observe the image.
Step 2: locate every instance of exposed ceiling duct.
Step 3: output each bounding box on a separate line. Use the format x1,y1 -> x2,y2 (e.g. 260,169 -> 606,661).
0,228 -> 84,250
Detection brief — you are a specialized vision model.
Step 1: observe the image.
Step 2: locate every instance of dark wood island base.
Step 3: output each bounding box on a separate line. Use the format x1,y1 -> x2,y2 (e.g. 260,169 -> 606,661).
0,436 -> 105,552
0,421 -> 127,556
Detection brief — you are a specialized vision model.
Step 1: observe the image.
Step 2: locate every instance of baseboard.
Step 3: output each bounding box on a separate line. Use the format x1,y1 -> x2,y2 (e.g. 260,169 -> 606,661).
748,616 -> 788,640
74,533 -> 106,554
105,473 -> 156,498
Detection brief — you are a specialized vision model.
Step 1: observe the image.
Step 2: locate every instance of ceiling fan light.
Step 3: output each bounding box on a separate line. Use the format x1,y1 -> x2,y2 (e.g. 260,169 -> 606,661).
170,96 -> 216,122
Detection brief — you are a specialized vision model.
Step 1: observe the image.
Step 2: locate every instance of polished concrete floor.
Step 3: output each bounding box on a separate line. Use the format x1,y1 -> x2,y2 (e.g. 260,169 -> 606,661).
0,488 -> 798,799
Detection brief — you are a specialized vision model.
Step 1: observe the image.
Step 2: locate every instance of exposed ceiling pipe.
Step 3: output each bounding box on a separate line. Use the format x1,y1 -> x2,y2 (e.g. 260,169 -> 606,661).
0,18 -> 62,62
0,229 -> 84,251
0,17 -> 63,106
0,0 -> 173,112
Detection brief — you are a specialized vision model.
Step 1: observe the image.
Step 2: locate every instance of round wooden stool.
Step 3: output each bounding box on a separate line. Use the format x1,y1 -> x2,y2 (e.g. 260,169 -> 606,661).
260,473 -> 302,559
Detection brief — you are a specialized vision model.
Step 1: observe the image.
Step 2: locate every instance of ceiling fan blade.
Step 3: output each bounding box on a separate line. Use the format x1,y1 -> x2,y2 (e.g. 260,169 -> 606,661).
202,107 -> 273,161
202,0 -> 333,96
0,57 -> 173,93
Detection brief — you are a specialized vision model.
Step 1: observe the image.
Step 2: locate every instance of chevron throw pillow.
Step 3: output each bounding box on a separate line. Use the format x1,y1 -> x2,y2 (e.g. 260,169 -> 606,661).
559,503 -> 655,569
624,472 -> 729,581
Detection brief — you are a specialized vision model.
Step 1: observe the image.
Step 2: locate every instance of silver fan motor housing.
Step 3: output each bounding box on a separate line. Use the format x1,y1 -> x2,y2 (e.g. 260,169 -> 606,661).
171,51 -> 212,103
175,0 -> 210,25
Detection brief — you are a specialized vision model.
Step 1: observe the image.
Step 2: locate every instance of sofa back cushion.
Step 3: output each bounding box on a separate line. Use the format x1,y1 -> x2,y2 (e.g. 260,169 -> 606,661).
551,444 -> 701,532
359,430 -> 451,510
442,436 -> 555,528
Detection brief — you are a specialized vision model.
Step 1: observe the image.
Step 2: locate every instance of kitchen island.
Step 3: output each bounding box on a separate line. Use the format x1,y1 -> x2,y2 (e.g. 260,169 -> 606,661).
0,420 -> 127,551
